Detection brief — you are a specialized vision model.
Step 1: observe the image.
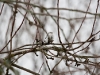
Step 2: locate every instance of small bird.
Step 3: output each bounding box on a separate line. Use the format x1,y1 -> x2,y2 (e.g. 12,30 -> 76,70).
45,32 -> 53,44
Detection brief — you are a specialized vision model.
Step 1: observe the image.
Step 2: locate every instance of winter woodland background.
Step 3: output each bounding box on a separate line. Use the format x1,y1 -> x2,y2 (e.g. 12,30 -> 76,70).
0,0 -> 100,75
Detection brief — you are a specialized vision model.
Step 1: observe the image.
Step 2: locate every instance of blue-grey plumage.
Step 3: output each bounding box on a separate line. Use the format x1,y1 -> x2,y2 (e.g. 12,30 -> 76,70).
45,32 -> 53,44
47,32 -> 53,43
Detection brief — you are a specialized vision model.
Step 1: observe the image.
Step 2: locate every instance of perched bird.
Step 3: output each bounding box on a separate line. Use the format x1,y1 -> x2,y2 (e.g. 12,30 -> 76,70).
48,32 -> 53,43
45,32 -> 54,44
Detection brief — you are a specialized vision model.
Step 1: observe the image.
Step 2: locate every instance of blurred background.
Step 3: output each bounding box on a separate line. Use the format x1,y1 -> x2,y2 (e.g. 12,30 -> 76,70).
0,0 -> 100,75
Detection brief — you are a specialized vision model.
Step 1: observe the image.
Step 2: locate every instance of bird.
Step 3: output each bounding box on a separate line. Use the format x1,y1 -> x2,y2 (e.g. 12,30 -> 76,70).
45,32 -> 54,44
